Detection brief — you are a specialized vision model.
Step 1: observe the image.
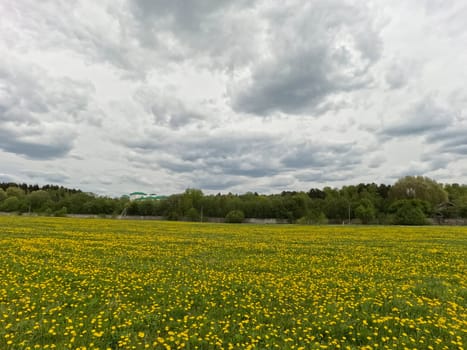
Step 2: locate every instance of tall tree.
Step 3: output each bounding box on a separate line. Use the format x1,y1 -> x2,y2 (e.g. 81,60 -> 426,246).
6,186 -> 25,198
27,190 -> 51,211
389,176 -> 448,208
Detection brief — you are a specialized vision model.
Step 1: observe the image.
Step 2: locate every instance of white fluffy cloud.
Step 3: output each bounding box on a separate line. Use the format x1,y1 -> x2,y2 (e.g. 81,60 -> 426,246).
1,0 -> 466,195
0,53 -> 99,159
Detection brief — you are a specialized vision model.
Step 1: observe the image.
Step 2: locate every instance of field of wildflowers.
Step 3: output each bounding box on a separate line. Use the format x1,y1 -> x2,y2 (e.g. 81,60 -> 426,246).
0,216 -> 465,349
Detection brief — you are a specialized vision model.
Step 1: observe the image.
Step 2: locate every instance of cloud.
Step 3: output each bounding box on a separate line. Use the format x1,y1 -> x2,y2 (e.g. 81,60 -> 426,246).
380,97 -> 453,138
385,62 -> 410,89
280,141 -> 362,170
422,0 -> 467,37
362,154 -> 387,169
1,1 -> 467,194
0,1 -> 145,74
130,0 -> 240,32
0,53 -> 99,159
128,0 -> 260,68
1,0 -> 262,77
23,170 -> 70,184
134,87 -> 206,129
0,173 -> 19,183
425,126 -> 467,155
0,126 -> 74,160
191,174 -> 245,192
231,0 -> 382,115
124,127 -> 283,179
388,158 -> 448,181
121,123 -> 371,193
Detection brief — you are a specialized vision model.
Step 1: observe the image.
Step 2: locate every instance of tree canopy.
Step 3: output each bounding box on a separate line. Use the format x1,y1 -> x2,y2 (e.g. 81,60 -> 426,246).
1,176 -> 465,224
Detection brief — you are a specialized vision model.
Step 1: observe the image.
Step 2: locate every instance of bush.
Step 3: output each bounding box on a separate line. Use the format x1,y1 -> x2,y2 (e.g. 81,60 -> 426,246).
459,205 -> 467,219
43,208 -> 54,216
297,211 -> 328,225
166,211 -> 180,221
1,196 -> 21,212
376,213 -> 393,225
391,200 -> 429,225
186,207 -> 200,222
355,204 -> 375,224
54,207 -> 68,217
0,188 -> 6,202
225,210 -> 245,223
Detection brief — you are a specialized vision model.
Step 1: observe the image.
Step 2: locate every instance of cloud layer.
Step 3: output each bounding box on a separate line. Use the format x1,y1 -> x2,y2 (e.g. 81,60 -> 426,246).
1,0 -> 466,195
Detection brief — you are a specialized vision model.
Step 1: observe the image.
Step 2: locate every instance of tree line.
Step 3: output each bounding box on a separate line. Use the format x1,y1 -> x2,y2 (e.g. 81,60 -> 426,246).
1,176 -> 467,225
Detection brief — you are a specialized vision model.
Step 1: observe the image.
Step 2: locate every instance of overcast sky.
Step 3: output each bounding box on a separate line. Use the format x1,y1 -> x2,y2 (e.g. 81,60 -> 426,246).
1,0 -> 466,196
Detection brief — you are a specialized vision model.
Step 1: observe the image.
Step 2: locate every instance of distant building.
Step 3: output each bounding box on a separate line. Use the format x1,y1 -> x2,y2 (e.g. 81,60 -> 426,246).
129,192 -> 147,201
129,192 -> 167,201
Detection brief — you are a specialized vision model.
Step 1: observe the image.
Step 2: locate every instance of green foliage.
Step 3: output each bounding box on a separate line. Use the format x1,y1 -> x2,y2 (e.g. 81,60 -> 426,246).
43,208 -> 54,216
0,188 -> 6,202
355,205 -> 375,224
444,183 -> 467,202
6,186 -> 25,198
297,209 -> 328,225
436,202 -> 458,219
183,189 -> 204,210
324,196 -> 351,223
389,176 -> 447,207
0,196 -> 21,212
166,211 -> 181,221
225,210 -> 245,223
389,199 -> 431,216
126,201 -> 140,216
390,199 -> 429,225
186,207 -> 200,222
355,199 -> 376,224
40,200 -> 56,214
137,200 -> 156,216
451,194 -> 467,218
27,190 -> 50,211
459,205 -> 467,219
282,192 -> 311,221
54,207 -> 68,217
2,179 -> 467,224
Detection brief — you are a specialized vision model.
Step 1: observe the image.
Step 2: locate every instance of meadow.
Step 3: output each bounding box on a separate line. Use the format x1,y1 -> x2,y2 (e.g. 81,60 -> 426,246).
0,217 -> 465,349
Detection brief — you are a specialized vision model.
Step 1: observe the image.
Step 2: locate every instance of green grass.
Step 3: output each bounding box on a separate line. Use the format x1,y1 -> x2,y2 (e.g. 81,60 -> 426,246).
0,216 -> 466,349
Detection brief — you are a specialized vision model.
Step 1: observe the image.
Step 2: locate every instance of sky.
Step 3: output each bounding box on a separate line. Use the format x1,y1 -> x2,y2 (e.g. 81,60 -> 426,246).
1,0 -> 467,196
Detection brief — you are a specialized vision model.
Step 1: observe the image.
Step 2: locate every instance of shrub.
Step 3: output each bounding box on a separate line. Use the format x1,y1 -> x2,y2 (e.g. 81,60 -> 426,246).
166,211 -> 180,221
0,188 -> 6,202
54,207 -> 68,217
1,197 -> 21,212
186,208 -> 200,222
355,204 -> 375,224
297,211 -> 328,225
225,210 -> 245,223
391,200 -> 429,225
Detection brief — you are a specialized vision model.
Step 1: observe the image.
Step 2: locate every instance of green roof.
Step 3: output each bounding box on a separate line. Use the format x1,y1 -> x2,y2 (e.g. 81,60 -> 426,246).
134,195 -> 167,201
130,192 -> 147,195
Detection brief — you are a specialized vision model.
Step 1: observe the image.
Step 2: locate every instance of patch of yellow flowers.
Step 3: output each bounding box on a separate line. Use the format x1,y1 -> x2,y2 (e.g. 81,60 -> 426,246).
0,216 -> 465,349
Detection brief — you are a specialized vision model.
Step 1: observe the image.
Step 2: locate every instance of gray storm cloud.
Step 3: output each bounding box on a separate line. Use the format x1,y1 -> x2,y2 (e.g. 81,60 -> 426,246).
0,0 -> 466,194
